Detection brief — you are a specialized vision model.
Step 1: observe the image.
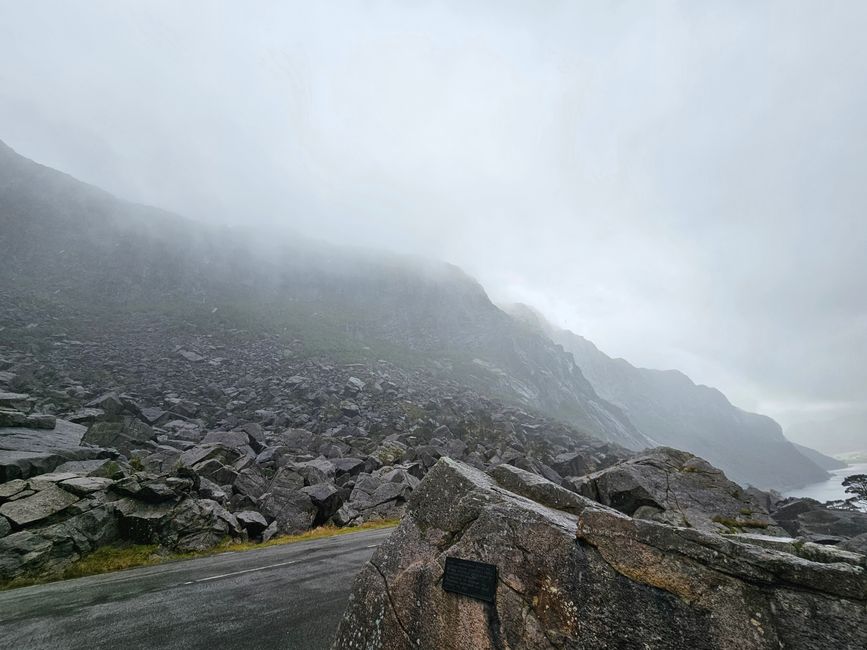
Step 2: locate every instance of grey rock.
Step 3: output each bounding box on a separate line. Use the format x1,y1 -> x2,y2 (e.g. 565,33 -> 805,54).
334,457 -> 867,650
0,485 -> 80,527
192,458 -> 238,486
840,533 -> 867,556
197,477 -> 227,502
0,409 -> 26,427
59,476 -> 114,496
573,447 -> 784,534
301,482 -> 342,524
0,392 -> 33,412
110,475 -> 178,503
0,479 -> 28,501
27,414 -> 57,429
235,510 -> 269,536
261,520 -> 278,542
772,498 -> 867,540
82,417 -> 154,456
490,463 -> 590,515
85,392 -> 125,417
0,515 -> 10,537
27,472 -> 80,490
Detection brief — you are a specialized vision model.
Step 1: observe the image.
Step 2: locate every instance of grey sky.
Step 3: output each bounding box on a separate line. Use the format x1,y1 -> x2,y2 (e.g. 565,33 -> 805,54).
1,1 -> 866,432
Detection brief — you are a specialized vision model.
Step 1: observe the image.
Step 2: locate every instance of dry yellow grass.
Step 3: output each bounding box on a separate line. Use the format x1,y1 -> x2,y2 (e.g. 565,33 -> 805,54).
0,519 -> 398,591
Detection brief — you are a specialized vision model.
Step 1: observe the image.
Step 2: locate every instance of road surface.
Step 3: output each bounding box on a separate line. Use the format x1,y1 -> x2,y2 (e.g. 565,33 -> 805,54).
0,527 -> 393,650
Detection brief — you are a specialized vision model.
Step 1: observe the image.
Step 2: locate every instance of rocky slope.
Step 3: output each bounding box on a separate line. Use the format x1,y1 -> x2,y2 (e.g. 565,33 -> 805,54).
0,138 -> 647,452
0,317 -> 629,582
506,304 -> 830,489
334,457 -> 867,649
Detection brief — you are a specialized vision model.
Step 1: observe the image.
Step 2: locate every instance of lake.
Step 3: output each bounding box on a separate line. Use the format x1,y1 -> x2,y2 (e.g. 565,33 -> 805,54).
786,462 -> 867,502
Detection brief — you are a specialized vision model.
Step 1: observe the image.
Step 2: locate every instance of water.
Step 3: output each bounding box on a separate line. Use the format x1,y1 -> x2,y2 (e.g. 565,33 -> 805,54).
786,462 -> 867,503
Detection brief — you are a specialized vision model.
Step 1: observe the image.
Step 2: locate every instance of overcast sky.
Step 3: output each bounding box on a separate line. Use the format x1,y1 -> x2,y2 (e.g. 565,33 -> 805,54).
1,1 -> 866,433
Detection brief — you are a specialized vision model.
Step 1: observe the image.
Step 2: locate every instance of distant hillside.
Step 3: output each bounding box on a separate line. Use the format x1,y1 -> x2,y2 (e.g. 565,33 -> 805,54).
0,138 -> 648,450
787,414 -> 867,457
506,304 -> 829,490
791,443 -> 847,471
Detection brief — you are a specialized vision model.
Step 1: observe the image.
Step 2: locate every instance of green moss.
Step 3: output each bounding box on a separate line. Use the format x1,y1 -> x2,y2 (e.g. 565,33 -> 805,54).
712,515 -> 769,532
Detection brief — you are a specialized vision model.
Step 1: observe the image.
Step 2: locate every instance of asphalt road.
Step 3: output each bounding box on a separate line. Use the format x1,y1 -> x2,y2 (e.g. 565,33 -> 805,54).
0,527 -> 393,650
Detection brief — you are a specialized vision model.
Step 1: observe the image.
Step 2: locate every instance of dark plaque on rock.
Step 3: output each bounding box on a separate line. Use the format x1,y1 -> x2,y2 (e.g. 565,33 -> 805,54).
442,556 -> 497,603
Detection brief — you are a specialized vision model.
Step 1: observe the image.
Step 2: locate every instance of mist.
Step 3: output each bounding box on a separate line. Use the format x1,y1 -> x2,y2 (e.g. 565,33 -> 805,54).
2,0 -> 866,440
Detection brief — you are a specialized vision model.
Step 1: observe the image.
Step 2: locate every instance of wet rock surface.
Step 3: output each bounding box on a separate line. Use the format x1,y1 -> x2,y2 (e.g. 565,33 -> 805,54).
570,447 -> 786,535
0,315 -> 632,582
334,458 -> 867,650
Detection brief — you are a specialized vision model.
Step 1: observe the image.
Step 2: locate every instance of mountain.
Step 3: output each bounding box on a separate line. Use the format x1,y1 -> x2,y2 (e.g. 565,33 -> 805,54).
0,138 -> 648,451
791,442 -> 848,471
505,304 -> 830,490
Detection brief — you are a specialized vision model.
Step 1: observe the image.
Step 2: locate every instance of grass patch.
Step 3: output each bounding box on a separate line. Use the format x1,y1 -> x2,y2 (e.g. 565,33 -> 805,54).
0,520 -> 398,591
712,515 -> 769,532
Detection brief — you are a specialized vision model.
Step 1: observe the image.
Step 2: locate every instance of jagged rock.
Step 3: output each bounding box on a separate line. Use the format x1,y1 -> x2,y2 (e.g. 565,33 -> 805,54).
27,414 -> 57,429
262,520 -> 278,542
232,467 -> 269,500
197,477 -> 227,502
840,533 -> 867,556
296,457 -> 336,485
301,482 -> 342,524
550,451 -> 590,478
82,417 -> 154,456
772,497 -> 867,541
0,479 -> 28,502
54,458 -> 123,479
59,476 -> 114,496
0,392 -> 33,412
258,467 -> 316,534
28,472 -> 80,491
110,475 -> 178,503
113,495 -> 242,551
177,350 -> 205,363
333,458 -> 867,650
0,409 -> 26,427
0,485 -> 80,527
0,516 -> 9,537
85,392 -> 125,417
138,407 -> 167,425
332,457 -> 365,477
346,472 -> 411,522
180,443 -> 245,469
489,463 -> 587,515
0,505 -> 117,580
339,400 -> 360,416
236,510 -> 269,537
572,447 -> 783,534
193,459 -> 238,486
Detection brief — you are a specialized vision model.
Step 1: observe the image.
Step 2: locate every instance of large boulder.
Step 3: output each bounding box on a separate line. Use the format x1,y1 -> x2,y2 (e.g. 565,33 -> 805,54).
333,457 -> 866,650
0,504 -> 118,581
113,497 -> 242,551
82,417 -> 155,456
258,467 -> 316,534
572,447 -> 783,534
0,484 -> 79,527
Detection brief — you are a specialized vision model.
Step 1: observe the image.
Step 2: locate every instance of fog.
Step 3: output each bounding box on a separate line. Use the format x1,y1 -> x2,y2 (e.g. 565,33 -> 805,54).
2,1 -> 866,440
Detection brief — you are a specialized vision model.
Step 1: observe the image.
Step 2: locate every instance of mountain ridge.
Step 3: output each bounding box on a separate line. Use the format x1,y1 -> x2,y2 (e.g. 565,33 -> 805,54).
504,303 -> 829,489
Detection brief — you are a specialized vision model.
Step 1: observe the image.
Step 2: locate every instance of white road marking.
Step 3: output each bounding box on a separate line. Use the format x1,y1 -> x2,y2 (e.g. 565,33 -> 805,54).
183,560 -> 298,585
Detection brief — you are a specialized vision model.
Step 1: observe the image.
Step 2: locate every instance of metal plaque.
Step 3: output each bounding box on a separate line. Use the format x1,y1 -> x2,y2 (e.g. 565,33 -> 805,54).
442,556 -> 497,603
